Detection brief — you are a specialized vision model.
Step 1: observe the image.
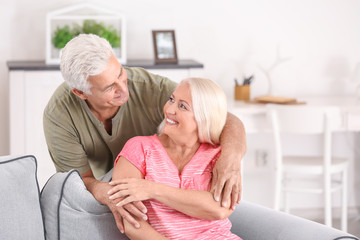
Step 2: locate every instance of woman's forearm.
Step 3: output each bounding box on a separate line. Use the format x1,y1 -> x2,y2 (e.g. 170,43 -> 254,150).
110,156 -> 233,221
124,217 -> 169,240
153,182 -> 233,220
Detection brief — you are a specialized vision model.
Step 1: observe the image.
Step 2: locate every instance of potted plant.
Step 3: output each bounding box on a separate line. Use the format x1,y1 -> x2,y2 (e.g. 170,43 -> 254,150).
46,3 -> 126,64
52,20 -> 121,50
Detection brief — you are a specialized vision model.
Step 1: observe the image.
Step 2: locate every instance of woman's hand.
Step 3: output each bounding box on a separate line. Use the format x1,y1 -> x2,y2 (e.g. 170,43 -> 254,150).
108,178 -> 157,207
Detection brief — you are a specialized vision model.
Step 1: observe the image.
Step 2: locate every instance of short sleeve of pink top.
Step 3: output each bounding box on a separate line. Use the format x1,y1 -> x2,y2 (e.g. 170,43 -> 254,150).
116,135 -> 241,240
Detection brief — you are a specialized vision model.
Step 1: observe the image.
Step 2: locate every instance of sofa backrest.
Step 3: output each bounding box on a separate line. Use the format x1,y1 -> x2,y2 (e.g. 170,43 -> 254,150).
0,155 -> 45,240
41,169 -> 128,240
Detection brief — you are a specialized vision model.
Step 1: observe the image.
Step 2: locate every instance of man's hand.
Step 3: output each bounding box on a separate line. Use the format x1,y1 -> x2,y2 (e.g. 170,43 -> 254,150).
106,189 -> 148,233
211,112 -> 246,210
211,152 -> 242,210
82,170 -> 147,233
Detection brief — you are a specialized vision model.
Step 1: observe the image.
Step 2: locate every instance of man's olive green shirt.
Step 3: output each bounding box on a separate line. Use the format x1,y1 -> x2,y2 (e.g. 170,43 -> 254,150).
43,67 -> 177,178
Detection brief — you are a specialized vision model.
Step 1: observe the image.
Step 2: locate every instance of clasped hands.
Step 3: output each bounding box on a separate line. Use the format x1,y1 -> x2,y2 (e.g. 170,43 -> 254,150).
108,178 -> 155,207
107,169 -> 241,232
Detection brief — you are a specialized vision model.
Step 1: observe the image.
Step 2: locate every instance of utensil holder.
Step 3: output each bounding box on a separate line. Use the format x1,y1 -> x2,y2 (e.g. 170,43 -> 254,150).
234,85 -> 250,100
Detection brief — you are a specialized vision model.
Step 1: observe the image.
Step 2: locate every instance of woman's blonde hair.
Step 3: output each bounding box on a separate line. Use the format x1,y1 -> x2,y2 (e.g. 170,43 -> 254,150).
159,78 -> 227,145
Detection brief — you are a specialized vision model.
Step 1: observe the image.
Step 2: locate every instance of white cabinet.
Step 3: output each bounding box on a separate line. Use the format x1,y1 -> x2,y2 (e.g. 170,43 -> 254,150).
148,68 -> 205,83
8,60 -> 204,188
9,71 -> 63,188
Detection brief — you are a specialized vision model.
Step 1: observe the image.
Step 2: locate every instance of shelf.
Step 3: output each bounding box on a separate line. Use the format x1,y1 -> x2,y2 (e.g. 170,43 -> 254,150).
7,59 -> 204,71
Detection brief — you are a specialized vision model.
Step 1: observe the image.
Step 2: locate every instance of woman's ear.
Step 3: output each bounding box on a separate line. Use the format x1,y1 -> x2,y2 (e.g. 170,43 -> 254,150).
72,88 -> 88,100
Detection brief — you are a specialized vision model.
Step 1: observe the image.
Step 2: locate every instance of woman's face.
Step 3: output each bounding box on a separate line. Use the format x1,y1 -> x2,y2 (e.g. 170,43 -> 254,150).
162,83 -> 198,141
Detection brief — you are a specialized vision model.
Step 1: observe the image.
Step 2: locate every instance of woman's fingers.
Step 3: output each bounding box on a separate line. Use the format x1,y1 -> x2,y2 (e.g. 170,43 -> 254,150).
117,197 -> 135,207
107,182 -> 130,195
109,190 -> 130,200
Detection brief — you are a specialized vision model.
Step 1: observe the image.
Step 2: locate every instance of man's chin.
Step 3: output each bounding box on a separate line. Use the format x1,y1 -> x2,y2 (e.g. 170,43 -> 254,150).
112,96 -> 129,106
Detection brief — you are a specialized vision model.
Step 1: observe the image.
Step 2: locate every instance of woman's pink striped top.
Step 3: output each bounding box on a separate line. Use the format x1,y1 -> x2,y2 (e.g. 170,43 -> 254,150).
116,135 -> 241,240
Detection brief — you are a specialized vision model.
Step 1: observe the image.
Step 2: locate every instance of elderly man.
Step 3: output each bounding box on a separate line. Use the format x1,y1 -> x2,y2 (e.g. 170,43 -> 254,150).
43,34 -> 246,233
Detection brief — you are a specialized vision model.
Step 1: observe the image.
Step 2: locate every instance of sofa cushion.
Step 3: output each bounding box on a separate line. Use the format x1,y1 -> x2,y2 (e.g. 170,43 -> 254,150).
0,155 -> 45,240
40,169 -> 129,240
229,201 -> 359,240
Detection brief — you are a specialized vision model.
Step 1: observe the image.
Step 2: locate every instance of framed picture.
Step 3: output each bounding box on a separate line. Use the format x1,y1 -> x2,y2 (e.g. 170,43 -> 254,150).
152,30 -> 178,63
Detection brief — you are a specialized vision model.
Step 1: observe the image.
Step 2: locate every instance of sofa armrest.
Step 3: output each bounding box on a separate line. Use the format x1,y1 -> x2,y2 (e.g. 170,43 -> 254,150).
41,170 -> 128,240
229,201 -> 358,240
0,155 -> 45,240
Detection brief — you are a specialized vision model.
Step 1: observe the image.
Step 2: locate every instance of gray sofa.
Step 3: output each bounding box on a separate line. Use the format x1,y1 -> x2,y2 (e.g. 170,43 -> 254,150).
1,155 -> 358,240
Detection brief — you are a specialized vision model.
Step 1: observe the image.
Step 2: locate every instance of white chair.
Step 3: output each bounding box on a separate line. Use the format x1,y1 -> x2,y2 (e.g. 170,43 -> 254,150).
268,105 -> 349,232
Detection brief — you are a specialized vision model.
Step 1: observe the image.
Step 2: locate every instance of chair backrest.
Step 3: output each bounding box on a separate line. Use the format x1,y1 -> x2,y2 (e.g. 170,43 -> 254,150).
267,105 -> 341,210
267,104 -> 341,160
267,105 -> 340,135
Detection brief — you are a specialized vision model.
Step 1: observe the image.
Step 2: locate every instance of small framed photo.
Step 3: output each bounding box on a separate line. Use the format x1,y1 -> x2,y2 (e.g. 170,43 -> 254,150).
152,30 -> 178,63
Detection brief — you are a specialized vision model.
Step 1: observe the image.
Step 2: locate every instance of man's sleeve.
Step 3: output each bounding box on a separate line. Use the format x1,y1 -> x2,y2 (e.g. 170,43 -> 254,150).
43,107 -> 90,175
157,75 -> 178,111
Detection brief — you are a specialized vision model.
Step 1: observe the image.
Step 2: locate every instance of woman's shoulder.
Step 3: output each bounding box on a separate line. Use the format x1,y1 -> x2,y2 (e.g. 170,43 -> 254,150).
125,135 -> 160,148
201,143 -> 221,153
198,143 -> 222,162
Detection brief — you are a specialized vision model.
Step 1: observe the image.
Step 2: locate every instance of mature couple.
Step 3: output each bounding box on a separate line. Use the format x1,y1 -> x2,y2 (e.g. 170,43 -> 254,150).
44,34 -> 246,239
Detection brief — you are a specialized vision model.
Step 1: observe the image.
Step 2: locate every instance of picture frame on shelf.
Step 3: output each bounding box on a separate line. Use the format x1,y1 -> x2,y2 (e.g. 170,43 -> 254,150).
152,30 -> 178,64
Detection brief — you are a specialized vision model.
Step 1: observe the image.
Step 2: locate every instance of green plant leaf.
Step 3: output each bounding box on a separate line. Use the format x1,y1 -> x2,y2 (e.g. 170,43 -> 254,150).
52,25 -> 75,49
52,20 -> 121,49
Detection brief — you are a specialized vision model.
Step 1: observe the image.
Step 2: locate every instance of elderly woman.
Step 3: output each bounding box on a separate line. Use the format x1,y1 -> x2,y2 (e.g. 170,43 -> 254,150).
108,78 -> 241,240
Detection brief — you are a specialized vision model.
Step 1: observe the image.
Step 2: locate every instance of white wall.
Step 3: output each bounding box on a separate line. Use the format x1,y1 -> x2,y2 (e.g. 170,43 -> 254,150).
2,0 -> 360,155
1,0 -> 360,211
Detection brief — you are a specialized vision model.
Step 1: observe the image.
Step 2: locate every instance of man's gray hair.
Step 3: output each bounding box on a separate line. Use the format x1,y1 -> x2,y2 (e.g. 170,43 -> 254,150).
60,34 -> 114,94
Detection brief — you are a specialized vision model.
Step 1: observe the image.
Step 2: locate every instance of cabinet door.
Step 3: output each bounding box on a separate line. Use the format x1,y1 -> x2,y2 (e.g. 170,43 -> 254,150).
26,71 -> 64,188
347,110 -> 360,131
148,68 -> 205,83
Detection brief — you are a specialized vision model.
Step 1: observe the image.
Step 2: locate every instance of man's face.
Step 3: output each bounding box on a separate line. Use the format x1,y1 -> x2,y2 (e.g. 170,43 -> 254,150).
86,55 -> 129,111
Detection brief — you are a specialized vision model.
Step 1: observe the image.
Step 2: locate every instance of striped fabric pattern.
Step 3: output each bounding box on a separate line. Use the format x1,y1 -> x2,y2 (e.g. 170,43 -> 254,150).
118,135 -> 241,240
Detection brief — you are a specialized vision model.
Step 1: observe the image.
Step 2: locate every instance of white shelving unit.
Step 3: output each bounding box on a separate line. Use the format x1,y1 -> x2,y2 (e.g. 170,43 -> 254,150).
46,3 -> 126,64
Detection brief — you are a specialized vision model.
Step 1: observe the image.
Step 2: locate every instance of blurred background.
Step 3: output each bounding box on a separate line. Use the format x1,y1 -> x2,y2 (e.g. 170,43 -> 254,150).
1,0 -> 360,235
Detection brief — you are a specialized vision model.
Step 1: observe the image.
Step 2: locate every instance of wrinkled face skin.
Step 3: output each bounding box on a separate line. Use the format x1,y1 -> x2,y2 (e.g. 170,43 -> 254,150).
162,83 -> 198,141
85,54 -> 129,112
